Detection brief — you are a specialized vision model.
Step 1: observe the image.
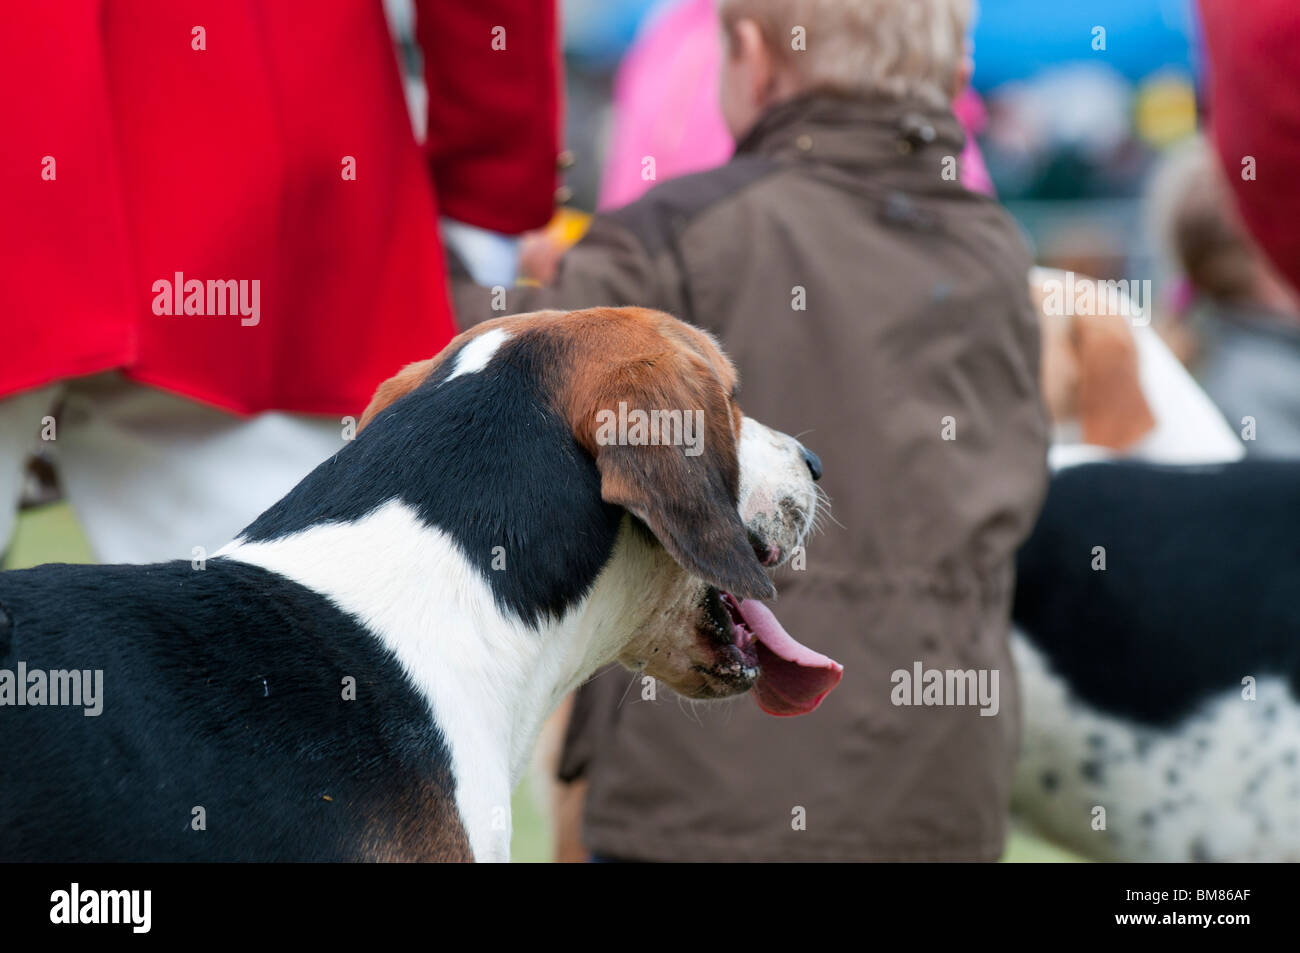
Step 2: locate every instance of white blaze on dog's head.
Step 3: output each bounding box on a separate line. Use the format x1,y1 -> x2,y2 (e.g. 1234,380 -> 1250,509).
444,327 -> 512,383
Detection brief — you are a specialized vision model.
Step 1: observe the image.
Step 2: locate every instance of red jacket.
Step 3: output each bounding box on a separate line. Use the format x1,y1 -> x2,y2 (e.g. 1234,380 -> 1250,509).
1199,0 -> 1300,294
2,0 -> 557,414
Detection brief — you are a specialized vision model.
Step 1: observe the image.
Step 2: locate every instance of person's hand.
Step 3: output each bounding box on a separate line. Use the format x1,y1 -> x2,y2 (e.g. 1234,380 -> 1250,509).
517,228 -> 568,285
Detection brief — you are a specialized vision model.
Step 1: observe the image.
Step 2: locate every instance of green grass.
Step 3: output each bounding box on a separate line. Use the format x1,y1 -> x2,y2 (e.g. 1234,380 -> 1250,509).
1004,827 -> 1087,862
510,781 -> 550,862
4,502 -> 94,569
6,503 -> 1085,862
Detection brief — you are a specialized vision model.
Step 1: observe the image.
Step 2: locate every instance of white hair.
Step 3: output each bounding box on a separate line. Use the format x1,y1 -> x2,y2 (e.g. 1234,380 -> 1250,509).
718,0 -> 973,108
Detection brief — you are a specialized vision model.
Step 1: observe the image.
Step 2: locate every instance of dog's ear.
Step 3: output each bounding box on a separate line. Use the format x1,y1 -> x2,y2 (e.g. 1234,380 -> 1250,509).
1072,311 -> 1156,451
568,354 -> 774,601
1031,268 -> 1156,451
358,359 -> 436,432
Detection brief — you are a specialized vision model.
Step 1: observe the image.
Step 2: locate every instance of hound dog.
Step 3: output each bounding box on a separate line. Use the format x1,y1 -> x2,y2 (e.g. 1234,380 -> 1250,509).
0,307 -> 841,862
1007,271 -> 1297,861
1011,459 -> 1300,862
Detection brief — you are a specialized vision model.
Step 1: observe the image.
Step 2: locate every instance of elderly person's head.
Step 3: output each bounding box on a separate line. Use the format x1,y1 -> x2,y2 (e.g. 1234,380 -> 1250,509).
716,0 -> 973,137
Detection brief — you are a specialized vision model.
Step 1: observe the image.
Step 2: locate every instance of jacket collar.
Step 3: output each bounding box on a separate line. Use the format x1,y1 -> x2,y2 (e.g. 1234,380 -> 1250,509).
734,92 -> 967,179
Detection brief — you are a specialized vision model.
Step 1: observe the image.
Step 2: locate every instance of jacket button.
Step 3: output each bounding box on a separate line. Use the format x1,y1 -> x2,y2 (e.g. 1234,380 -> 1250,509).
554,185 -> 573,204
795,134 -> 813,152
899,112 -> 937,151
556,150 -> 576,170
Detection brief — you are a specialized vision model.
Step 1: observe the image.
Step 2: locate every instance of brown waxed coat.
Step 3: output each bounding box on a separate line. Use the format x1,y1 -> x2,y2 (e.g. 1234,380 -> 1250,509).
452,93 -> 1049,861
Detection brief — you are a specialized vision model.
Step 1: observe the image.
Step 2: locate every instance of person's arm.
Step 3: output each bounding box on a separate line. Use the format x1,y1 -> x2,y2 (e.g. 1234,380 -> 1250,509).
415,0 -> 559,235
449,214 -> 684,327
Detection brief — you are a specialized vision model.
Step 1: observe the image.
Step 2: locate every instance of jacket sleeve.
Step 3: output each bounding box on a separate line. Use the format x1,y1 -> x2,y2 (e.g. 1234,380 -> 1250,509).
415,0 -> 559,234
449,214 -> 686,328
555,667 -> 624,783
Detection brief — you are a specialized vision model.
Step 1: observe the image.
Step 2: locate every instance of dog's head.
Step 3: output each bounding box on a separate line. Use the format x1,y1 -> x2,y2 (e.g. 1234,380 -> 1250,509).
360,307 -> 841,716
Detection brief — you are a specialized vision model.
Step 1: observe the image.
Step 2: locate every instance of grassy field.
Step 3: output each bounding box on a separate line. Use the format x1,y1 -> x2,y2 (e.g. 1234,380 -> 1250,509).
5,502 -> 1084,863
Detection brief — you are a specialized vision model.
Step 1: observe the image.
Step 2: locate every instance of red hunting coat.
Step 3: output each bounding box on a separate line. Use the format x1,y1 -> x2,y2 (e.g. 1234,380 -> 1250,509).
2,0 -> 558,415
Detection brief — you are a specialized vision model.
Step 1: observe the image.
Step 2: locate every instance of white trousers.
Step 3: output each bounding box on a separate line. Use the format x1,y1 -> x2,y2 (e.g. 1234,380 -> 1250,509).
0,374 -> 346,564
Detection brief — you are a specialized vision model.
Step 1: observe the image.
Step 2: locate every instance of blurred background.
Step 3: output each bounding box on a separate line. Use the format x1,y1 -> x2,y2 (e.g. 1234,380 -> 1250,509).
463,0 -> 1201,280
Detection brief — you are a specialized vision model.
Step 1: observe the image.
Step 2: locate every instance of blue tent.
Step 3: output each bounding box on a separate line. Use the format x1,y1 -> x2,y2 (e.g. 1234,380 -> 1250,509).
970,0 -> 1198,89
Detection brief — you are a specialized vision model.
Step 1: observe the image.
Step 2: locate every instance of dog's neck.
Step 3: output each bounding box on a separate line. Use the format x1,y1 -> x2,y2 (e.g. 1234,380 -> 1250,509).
217,500 -> 657,862
213,369 -> 654,860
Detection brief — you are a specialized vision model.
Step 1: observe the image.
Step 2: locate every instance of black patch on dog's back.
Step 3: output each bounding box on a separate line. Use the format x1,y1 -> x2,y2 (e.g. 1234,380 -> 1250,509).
243,331 -> 623,626
0,559 -> 464,861
1013,460 -> 1300,726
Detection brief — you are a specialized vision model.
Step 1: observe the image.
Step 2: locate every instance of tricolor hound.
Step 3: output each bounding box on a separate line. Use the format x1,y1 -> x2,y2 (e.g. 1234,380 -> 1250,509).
0,307 -> 841,862
1012,459 -> 1300,862
1013,272 -> 1297,861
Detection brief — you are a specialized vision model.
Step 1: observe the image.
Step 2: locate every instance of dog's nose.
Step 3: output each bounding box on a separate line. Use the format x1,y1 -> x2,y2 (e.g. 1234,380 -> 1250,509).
800,445 -> 822,482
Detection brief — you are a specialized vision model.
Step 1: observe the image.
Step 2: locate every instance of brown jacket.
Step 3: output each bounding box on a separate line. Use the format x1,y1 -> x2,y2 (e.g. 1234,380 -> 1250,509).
453,93 -> 1049,861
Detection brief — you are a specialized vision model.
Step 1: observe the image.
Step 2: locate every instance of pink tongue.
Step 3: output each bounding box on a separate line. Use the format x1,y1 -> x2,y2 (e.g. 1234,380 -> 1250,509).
738,598 -> 843,716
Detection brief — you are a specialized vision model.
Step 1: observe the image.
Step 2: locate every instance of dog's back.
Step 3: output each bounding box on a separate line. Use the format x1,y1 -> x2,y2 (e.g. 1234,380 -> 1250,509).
0,560 -> 469,861
1014,459 -> 1300,725
1012,459 -> 1300,861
